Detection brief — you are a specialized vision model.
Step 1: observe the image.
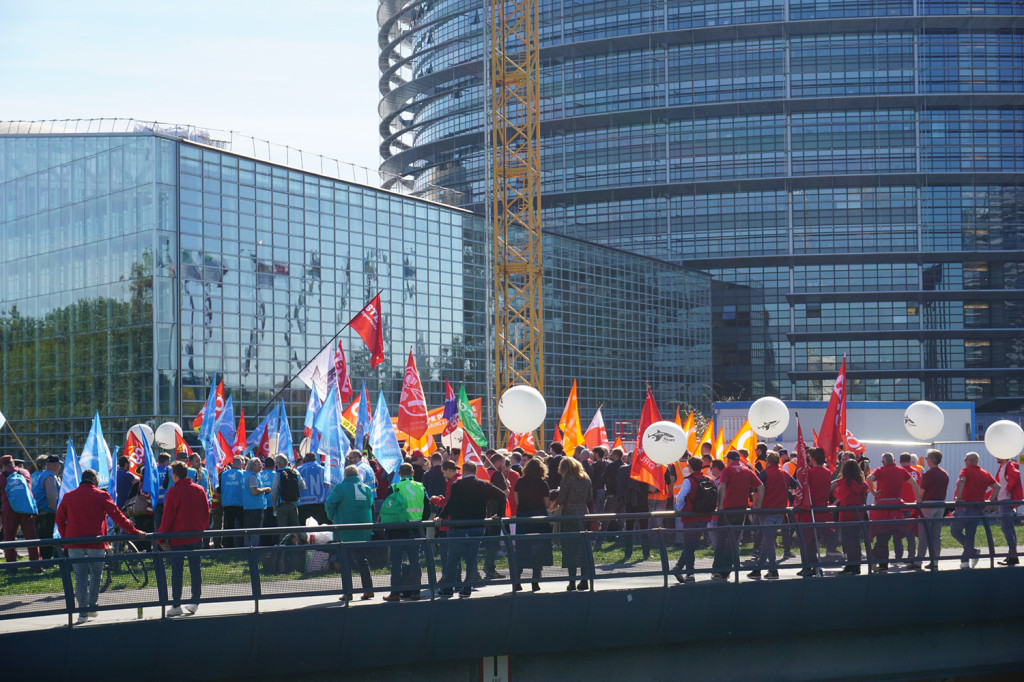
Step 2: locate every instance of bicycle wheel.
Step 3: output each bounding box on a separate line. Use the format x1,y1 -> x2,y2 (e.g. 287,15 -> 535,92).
119,541 -> 150,590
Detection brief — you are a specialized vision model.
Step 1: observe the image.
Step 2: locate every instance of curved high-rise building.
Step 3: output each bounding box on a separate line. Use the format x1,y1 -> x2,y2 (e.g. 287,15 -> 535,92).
379,1 -> 1024,413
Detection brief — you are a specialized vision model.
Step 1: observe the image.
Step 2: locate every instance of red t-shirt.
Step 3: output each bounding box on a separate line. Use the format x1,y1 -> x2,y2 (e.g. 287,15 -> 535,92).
872,463 -> 910,501
920,467 -> 949,501
719,463 -> 761,509
833,478 -> 869,521
900,464 -> 922,503
958,464 -> 996,502
807,466 -> 832,506
760,466 -> 790,510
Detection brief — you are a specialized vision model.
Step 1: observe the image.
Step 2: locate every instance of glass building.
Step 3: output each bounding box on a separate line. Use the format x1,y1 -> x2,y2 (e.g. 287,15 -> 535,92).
378,0 -> 1024,414
0,124 -> 710,456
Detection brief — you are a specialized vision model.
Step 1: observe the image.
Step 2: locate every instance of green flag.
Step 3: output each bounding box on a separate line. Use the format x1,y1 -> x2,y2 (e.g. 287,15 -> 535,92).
458,384 -> 488,448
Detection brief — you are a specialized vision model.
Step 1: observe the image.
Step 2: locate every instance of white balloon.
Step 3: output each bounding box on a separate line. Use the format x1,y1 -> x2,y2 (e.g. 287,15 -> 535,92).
154,422 -> 183,451
985,420 -> 1024,460
904,401 -> 944,441
128,423 -> 155,446
299,437 -> 311,458
642,420 -> 686,466
498,385 -> 547,435
441,427 -> 464,450
748,397 -> 790,438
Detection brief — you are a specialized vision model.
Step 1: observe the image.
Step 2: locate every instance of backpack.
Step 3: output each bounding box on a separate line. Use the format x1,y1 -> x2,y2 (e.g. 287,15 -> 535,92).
4,471 -> 39,515
379,490 -> 408,524
278,468 -> 301,504
691,478 -> 718,514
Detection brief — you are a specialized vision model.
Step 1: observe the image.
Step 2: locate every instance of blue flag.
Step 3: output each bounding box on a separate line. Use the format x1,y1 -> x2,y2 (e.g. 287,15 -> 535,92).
216,394 -> 236,445
246,405 -> 277,454
304,388 -> 321,439
368,392 -> 403,475
197,375 -> 219,447
107,445 -> 119,502
316,388 -> 350,487
273,401 -> 294,464
80,412 -> 112,488
141,432 -> 160,505
58,438 -> 82,507
354,382 -> 371,453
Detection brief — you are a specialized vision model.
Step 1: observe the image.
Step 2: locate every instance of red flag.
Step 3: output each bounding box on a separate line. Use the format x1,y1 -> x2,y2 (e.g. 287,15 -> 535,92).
125,430 -> 145,474
612,436 -> 624,451
174,431 -> 195,459
516,432 -> 537,454
458,431 -> 486,468
793,417 -> 811,511
584,407 -> 609,450
551,424 -> 562,444
192,381 -> 225,432
629,387 -> 666,493
234,409 -> 247,456
506,433 -> 516,450
349,293 -> 385,368
334,340 -> 353,403
396,348 -> 428,438
812,428 -> 819,448
817,357 -> 847,471
845,428 -> 866,456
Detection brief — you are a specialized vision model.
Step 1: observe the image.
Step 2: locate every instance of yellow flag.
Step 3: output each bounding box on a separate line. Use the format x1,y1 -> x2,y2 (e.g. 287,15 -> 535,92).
714,426 -> 726,459
697,418 -> 715,454
558,379 -> 584,452
727,419 -> 758,464
683,411 -> 697,454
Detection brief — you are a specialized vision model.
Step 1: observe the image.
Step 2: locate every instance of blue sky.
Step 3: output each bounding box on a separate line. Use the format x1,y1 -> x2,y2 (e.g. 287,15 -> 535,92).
0,1 -> 383,170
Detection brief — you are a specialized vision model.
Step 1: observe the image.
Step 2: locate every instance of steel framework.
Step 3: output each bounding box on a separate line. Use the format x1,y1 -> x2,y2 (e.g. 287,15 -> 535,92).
489,0 -> 544,434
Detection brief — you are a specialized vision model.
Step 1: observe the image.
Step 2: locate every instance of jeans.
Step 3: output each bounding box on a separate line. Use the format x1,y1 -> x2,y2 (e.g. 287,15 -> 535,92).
442,527 -> 484,591
754,514 -> 784,570
951,504 -> 984,561
712,511 -> 747,575
340,546 -> 374,597
169,542 -> 203,607
916,507 -> 945,564
996,505 -> 1019,560
276,502 -> 300,529
893,511 -> 916,562
68,547 -> 105,615
673,520 -> 706,575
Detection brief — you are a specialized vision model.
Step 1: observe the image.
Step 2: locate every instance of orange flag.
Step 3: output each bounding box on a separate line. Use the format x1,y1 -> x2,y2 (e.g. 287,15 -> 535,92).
629,387 -> 666,493
713,426 -> 726,459
612,436 -> 624,451
558,379 -> 584,451
727,418 -> 758,464
674,407 -> 683,427
697,418 -> 715,454
406,431 -> 436,456
683,411 -> 697,454
396,347 -> 428,438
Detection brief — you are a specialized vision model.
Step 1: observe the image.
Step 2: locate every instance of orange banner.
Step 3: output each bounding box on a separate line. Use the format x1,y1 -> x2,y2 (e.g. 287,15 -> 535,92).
394,398 -> 482,442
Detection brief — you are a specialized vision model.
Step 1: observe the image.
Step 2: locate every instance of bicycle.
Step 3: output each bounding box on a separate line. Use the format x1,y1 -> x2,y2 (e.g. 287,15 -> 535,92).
100,539 -> 150,593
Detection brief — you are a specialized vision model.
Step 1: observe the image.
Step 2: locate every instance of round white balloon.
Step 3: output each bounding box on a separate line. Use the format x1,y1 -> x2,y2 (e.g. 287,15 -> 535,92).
985,420 -> 1024,460
642,420 -> 686,466
128,423 -> 155,446
441,427 -> 464,450
748,397 -> 790,438
498,385 -> 547,435
904,401 -> 944,441
298,437 -> 311,458
154,422 -> 183,451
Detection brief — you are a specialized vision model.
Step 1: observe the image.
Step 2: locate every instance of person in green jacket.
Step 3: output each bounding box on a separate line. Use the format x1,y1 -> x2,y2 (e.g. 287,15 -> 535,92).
325,465 -> 375,601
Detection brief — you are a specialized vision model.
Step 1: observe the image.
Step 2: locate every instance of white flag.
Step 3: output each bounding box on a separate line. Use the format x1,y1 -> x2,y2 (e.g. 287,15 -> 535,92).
297,344 -> 334,402
0,409 -> 6,431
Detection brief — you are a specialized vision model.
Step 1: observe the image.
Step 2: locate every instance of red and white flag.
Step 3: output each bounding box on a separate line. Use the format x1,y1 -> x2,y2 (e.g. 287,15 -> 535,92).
516,432 -> 537,454
396,348 -> 428,439
845,428 -> 866,456
349,293 -> 385,368
125,430 -> 146,474
793,417 -> 811,511
817,356 -> 847,471
459,431 -> 486,469
192,381 -> 225,432
584,407 -> 609,450
234,409 -> 247,456
333,340 -> 353,403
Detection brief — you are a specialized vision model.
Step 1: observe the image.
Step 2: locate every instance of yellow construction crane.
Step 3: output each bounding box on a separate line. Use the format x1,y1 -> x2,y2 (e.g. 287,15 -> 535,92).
489,0 -> 544,441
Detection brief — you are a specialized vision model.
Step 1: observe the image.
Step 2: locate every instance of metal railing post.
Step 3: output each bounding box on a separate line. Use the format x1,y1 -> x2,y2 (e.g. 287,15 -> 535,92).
247,538 -> 262,614
58,552 -> 76,627
582,517 -> 596,592
981,506 -> 996,568
424,535 -> 438,601
500,518 -> 519,593
656,519 -> 670,588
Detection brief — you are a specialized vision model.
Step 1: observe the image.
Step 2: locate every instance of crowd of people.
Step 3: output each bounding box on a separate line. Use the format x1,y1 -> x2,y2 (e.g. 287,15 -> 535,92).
0,436 -> 1021,623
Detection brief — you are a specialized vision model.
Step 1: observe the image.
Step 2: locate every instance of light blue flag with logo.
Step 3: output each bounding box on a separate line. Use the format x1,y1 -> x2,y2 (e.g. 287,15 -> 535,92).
80,412 -> 112,488
316,387 -> 350,487
107,445 -> 119,502
368,392 -> 403,475
57,438 -> 82,507
353,382 -> 371,453
197,375 -> 219,448
246,404 -> 278,455
272,401 -> 294,464
141,431 -> 160,505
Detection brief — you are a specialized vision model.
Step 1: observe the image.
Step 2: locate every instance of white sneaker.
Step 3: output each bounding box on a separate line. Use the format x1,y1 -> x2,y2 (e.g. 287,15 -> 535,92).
87,611 -> 98,619
76,614 -> 90,625
960,560 -> 970,569
970,555 -> 980,568
166,606 -> 183,617
183,603 -> 198,615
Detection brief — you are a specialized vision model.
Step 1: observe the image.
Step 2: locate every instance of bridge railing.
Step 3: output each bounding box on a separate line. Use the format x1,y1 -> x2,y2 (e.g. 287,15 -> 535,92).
0,500 -> 1018,626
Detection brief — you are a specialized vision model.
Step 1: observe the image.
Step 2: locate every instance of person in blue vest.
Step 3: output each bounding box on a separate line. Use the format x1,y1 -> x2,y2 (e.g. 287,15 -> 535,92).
1,454 -> 41,570
218,455 -> 246,548
32,455 -> 61,559
154,453 -> 172,530
241,458 -> 270,547
297,452 -> 329,525
380,462 -> 431,601
258,458 -> 277,546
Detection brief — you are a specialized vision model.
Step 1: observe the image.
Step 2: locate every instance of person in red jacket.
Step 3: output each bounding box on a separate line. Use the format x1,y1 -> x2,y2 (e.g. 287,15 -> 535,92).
993,456 -> 1022,566
55,468 -> 145,624
158,461 -> 210,616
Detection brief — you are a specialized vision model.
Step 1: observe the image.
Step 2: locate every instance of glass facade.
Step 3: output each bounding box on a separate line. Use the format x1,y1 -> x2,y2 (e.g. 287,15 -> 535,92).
0,129 -> 712,456
379,0 -> 1024,410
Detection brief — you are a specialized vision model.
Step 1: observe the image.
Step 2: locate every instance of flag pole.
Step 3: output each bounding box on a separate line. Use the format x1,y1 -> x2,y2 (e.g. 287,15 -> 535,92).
2,420 -> 34,462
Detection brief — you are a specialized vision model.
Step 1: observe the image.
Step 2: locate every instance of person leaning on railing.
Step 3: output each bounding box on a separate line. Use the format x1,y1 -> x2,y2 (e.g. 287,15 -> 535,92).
55,468 -> 145,624
951,452 -> 999,569
158,461 -> 210,617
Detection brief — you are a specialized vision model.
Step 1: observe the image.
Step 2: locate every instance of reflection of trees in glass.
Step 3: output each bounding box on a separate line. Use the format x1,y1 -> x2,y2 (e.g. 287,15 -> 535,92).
0,253 -> 154,457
